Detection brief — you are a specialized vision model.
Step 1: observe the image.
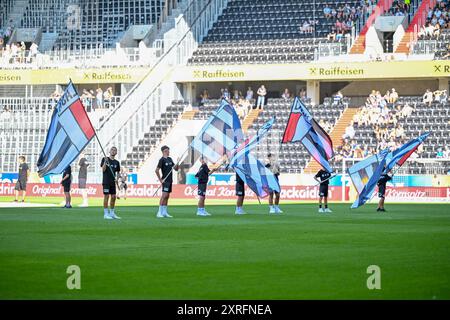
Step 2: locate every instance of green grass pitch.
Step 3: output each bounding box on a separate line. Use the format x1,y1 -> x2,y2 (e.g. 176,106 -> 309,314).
0,197 -> 449,299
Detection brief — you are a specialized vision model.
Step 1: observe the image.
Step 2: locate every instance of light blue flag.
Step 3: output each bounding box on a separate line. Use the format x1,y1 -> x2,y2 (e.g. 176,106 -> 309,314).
190,99 -> 244,163
37,81 -> 95,177
232,153 -> 281,198
384,132 -> 430,173
228,117 -> 275,167
350,149 -> 390,209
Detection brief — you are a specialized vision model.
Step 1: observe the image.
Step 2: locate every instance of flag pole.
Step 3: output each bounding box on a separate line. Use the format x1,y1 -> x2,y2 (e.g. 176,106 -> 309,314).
314,173 -> 337,186
152,146 -> 190,197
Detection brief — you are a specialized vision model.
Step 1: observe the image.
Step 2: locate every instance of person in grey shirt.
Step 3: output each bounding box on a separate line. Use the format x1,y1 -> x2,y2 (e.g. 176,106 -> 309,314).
14,155 -> 29,203
78,153 -> 89,207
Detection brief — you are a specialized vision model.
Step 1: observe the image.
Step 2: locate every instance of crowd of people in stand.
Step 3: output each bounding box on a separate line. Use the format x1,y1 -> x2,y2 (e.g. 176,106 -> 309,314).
48,87 -> 116,112
335,88 -> 425,160
324,1 -> 375,41
199,86 -> 310,119
418,0 -> 450,39
0,40 -> 40,64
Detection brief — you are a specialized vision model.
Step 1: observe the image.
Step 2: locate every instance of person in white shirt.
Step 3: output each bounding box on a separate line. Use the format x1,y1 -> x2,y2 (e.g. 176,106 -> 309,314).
256,85 -> 267,109
423,89 -> 433,106
342,122 -> 356,140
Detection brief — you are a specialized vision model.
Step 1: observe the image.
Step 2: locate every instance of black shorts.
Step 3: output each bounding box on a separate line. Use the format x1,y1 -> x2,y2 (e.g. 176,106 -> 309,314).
162,182 -> 172,193
62,183 -> 71,193
378,187 -> 386,199
198,183 -> 207,197
103,184 -> 116,195
78,178 -> 87,189
14,180 -> 27,191
319,184 -> 329,197
236,181 -> 245,196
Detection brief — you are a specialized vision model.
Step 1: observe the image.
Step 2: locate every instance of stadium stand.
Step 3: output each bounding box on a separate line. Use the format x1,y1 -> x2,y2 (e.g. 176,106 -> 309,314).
336,92 -> 450,174
188,0 -> 368,65
123,101 -> 188,168
412,0 -> 450,59
1,0 -> 169,50
0,96 -> 122,173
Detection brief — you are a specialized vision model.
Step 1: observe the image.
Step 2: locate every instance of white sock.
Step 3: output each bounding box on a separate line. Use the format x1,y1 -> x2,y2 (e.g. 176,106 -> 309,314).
110,208 -> 115,215
163,206 -> 168,214
104,208 -> 109,216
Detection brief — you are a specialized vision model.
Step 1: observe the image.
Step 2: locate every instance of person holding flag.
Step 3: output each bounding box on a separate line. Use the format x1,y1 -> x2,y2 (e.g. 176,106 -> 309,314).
61,165 -> 72,208
235,172 -> 246,215
265,153 -> 282,214
155,145 -> 179,218
314,168 -> 332,213
195,157 -> 217,216
377,168 -> 392,212
101,147 -> 121,220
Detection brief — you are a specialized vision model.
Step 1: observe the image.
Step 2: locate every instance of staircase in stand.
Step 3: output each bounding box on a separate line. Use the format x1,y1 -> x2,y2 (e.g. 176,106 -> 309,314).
242,108 -> 262,133
395,0 -> 437,53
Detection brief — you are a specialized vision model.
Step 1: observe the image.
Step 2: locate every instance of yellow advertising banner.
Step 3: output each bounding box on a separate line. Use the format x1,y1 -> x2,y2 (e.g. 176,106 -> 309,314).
0,67 -> 149,85
173,60 -> 450,82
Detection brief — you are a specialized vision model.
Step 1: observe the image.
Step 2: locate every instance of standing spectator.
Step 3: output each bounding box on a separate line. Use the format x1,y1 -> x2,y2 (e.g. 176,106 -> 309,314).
90,90 -> 97,110
200,89 -> 209,106
29,42 -> 38,62
82,89 -> 92,112
222,88 -> 230,101
96,88 -> 104,108
281,88 -> 290,101
245,87 -> 253,101
256,85 -> 267,109
19,41 -> 26,63
333,91 -> 343,106
103,87 -> 113,108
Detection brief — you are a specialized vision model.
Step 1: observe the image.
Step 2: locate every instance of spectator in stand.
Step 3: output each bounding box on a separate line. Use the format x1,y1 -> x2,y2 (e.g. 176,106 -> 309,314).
256,85 -> 267,110
332,91 -> 343,106
423,89 -> 433,106
400,102 -> 415,117
281,88 -> 290,101
324,5 -> 332,19
96,88 -> 104,108
200,89 -> 209,106
222,88 -> 230,101
103,87 -> 113,108
389,88 -> 398,103
245,87 -> 253,101
436,147 -> 444,158
439,89 -> 448,103
342,122 -> 356,140
82,89 -> 93,112
327,28 -> 337,41
90,90 -> 97,110
299,88 -> 307,100
19,42 -> 26,63
232,89 -> 241,101
29,42 -> 38,62
443,146 -> 450,159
